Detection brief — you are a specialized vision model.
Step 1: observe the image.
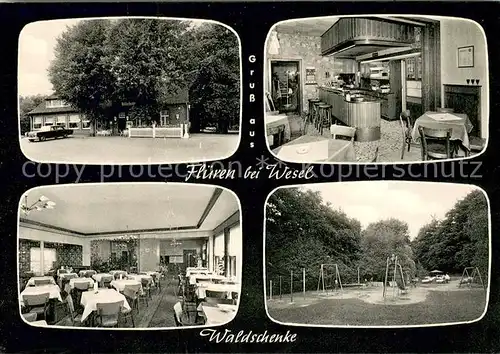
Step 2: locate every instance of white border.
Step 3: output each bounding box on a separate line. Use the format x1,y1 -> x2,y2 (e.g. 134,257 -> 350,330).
17,16 -> 243,166
263,14 -> 490,165
263,181 -> 491,328
17,181 -> 243,330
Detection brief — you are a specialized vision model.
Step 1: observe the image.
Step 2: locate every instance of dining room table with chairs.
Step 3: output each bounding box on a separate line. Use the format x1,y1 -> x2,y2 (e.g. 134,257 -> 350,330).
411,110 -> 473,159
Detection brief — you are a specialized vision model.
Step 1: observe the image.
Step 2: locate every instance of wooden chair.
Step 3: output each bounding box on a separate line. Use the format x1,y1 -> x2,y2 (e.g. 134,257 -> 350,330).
173,302 -> 185,327
121,286 -> 138,328
371,147 -> 379,163
330,124 -> 356,142
96,301 -> 123,328
100,276 -> 113,289
151,274 -> 161,294
65,294 -> 84,327
418,126 -> 453,160
141,278 -> 152,300
399,110 -> 412,159
23,293 -> 50,321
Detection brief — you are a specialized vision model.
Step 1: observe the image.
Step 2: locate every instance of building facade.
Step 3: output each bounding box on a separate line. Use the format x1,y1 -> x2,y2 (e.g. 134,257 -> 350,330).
28,91 -> 190,136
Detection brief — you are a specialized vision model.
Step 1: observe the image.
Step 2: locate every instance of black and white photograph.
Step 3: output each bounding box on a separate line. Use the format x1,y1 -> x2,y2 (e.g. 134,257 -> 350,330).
18,183 -> 242,328
265,182 -> 489,327
18,17 -> 241,164
265,16 -> 488,163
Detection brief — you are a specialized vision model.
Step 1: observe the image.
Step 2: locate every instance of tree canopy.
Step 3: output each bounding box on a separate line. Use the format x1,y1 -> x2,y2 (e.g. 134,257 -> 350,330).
48,19 -> 240,134
19,95 -> 48,134
412,190 -> 489,277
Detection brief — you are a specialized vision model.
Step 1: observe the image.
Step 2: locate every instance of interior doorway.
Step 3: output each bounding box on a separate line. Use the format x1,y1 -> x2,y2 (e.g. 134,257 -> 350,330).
270,60 -> 301,115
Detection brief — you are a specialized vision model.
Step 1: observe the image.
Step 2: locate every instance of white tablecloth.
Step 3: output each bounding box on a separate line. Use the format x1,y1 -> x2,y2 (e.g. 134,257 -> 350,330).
69,278 -> 95,289
109,270 -> 128,276
127,274 -> 154,284
31,320 -> 48,326
189,274 -> 227,285
110,279 -> 142,292
59,273 -> 78,279
80,289 -> 131,322
196,283 -> 240,299
26,276 -> 56,287
92,273 -> 113,282
20,284 -> 62,306
198,303 -> 237,326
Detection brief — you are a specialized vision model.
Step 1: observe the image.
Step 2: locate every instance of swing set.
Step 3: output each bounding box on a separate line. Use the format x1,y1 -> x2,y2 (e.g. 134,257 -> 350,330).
383,254 -> 408,299
317,263 -> 343,294
458,267 -> 486,290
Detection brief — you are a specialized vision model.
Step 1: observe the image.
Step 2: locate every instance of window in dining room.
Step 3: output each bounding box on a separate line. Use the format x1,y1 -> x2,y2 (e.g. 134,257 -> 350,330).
30,247 -> 56,275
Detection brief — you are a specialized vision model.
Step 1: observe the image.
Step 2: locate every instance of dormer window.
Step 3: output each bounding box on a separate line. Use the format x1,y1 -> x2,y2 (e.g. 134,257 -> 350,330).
45,99 -> 70,108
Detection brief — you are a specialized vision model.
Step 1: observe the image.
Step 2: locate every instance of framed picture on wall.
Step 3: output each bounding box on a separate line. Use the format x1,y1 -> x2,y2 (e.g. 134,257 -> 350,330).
305,67 -> 317,85
458,45 -> 474,68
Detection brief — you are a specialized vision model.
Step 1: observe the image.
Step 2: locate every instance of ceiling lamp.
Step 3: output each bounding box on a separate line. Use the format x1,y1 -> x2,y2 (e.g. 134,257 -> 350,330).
20,195 -> 56,215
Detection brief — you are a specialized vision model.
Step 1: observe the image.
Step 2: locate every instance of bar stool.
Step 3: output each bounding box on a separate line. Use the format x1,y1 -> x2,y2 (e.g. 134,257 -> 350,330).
317,104 -> 332,136
308,98 -> 321,124
313,101 -> 325,130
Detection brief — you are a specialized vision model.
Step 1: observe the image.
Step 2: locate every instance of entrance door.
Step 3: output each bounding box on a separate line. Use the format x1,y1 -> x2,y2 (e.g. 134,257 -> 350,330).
183,249 -> 197,268
270,61 -> 301,114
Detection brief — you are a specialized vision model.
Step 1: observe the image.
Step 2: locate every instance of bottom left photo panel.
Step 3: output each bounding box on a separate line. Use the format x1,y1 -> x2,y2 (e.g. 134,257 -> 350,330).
18,183 -> 242,329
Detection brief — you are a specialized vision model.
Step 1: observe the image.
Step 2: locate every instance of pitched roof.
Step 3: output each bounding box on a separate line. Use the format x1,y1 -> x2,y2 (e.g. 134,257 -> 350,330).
28,102 -> 80,115
28,88 -> 189,115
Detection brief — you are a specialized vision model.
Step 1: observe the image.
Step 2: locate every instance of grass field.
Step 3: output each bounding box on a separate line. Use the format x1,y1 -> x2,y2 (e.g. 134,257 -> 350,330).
267,285 -> 487,326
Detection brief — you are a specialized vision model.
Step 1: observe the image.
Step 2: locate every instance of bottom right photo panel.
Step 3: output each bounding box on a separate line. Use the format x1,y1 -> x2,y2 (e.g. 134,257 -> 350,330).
265,181 -> 490,327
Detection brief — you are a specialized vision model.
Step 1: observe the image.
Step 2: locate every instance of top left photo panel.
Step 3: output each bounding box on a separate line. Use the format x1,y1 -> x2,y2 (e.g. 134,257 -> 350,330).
18,17 -> 242,165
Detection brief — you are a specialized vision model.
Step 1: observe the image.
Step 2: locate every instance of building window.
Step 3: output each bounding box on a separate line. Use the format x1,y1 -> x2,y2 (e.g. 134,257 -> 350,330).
82,120 -> 91,129
169,255 -> 183,263
44,117 -> 55,126
68,114 -> 80,129
56,115 -> 67,127
30,247 -> 56,276
33,117 -> 42,130
45,99 -> 70,108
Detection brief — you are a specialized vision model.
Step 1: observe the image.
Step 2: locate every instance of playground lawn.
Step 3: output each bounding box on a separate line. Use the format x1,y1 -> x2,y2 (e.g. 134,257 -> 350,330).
267,290 -> 486,326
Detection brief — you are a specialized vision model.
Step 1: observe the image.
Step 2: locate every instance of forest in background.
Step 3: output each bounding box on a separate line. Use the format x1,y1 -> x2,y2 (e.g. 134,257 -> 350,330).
266,187 -> 489,291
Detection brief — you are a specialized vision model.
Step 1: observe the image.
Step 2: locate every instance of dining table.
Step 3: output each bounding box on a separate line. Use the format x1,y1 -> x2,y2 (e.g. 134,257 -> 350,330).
92,273 -> 113,282
20,284 -> 62,306
25,276 -> 56,287
69,277 -> 94,289
273,135 -> 356,162
127,274 -> 154,285
110,279 -> 142,292
411,111 -> 473,154
266,114 -> 290,145
80,288 -> 131,322
198,302 -> 237,326
195,282 -> 240,299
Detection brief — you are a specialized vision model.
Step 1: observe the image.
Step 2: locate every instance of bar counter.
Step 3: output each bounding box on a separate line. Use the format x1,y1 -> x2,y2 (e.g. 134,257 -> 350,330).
318,86 -> 381,142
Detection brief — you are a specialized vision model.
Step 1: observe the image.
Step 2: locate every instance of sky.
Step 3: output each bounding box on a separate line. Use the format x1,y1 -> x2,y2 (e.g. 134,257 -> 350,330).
304,181 -> 482,239
18,19 -> 81,97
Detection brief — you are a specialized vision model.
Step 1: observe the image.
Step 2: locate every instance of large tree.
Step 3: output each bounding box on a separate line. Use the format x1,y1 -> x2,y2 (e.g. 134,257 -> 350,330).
48,19 -> 239,135
359,218 -> 416,281
188,24 -> 240,133
19,95 -> 48,134
266,188 -> 362,290
412,190 -> 489,278
105,19 -> 191,122
48,20 -> 115,134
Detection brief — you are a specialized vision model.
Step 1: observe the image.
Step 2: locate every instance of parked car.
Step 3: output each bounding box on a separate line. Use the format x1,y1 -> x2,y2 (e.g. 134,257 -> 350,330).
421,276 -> 436,284
27,125 -> 73,142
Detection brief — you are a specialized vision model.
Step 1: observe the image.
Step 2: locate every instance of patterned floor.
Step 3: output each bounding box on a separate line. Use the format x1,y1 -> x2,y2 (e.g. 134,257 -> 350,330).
287,115 -> 423,163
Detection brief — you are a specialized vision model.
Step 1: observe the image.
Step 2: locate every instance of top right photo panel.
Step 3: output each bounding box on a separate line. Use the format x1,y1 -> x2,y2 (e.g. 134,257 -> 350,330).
264,16 -> 488,164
